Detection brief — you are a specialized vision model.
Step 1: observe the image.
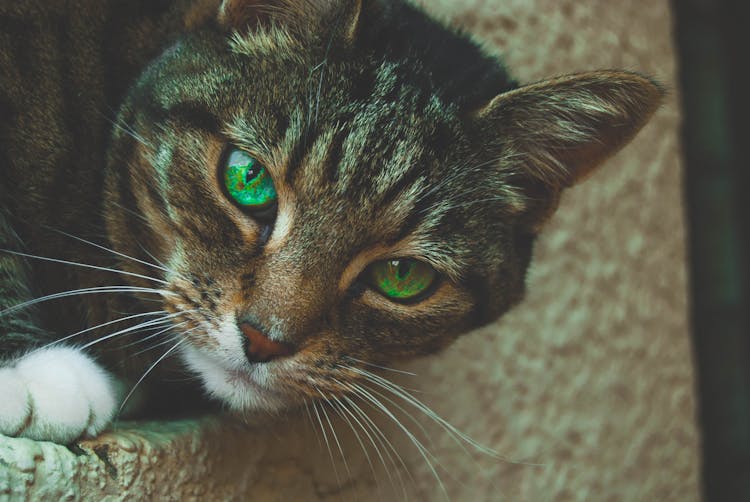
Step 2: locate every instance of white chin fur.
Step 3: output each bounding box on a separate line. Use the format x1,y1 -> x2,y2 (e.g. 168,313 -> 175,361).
180,342 -> 287,412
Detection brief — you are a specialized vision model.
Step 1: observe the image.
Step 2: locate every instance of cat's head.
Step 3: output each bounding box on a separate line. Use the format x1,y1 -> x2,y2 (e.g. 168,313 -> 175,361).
104,0 -> 662,412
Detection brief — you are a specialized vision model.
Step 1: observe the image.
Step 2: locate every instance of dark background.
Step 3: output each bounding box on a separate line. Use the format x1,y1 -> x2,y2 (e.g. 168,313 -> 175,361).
672,0 -> 750,499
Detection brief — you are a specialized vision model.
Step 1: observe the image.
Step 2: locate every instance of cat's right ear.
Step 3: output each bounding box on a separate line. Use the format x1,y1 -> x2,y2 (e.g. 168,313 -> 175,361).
472,71 -> 663,231
217,0 -> 363,41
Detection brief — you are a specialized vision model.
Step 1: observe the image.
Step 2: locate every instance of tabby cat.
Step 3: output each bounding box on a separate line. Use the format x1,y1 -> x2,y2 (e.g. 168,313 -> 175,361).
0,0 -> 661,444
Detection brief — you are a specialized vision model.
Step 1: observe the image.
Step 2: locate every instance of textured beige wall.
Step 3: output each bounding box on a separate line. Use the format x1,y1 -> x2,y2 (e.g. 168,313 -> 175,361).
0,1 -> 700,500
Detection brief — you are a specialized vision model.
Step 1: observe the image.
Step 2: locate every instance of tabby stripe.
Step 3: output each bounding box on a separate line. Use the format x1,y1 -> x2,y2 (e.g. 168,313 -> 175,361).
121,132 -> 171,224
131,95 -> 221,135
164,195 -> 216,245
173,216 -> 222,250
349,69 -> 378,104
324,126 -> 350,184
377,156 -> 425,214
426,121 -> 456,162
270,104 -> 290,140
164,102 -> 222,134
141,173 -> 170,221
119,173 -> 145,243
285,124 -> 325,185
164,150 -> 244,249
116,135 -> 164,249
389,173 -> 454,247
389,197 -> 428,247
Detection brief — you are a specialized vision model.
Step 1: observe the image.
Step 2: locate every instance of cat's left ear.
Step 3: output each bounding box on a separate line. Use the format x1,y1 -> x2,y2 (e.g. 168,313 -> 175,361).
473,71 -> 663,230
218,0 -> 363,41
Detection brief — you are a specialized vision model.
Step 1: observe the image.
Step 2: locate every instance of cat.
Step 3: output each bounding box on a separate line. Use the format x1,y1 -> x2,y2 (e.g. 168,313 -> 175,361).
0,0 -> 662,445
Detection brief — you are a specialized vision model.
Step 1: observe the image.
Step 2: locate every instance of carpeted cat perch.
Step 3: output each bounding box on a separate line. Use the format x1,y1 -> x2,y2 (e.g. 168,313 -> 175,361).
0,1 -> 700,500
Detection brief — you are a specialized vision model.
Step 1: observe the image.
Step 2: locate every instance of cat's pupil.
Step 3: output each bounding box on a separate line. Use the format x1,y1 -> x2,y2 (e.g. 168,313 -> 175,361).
395,260 -> 412,281
245,165 -> 261,184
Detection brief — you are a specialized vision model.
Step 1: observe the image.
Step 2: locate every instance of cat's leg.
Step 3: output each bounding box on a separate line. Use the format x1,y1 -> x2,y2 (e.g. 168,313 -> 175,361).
0,208 -> 118,443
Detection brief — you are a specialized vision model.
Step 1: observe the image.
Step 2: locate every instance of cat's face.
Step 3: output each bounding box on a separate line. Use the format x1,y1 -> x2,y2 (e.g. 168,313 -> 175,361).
104,0 -> 661,413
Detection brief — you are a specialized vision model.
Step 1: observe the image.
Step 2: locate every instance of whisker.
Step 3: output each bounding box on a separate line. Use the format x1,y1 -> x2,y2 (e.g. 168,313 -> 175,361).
109,200 -> 151,225
139,245 -> 172,273
354,380 -> 502,492
312,398 -> 342,488
303,401 -> 323,449
43,310 -> 168,349
335,381 -> 414,492
341,394 -> 400,474
119,318 -> 194,351
40,226 -> 171,274
132,325 -> 201,357
97,108 -> 153,149
313,26 -> 336,126
366,367 -> 543,466
344,357 -> 417,376
316,390 -> 351,479
0,248 -> 168,285
108,323 -> 174,349
350,366 -> 506,460
0,286 -> 175,317
326,395 -> 380,492
162,373 -> 204,384
80,312 -> 186,350
130,333 -> 178,357
118,337 -> 188,415
343,387 -> 418,482
335,396 -> 396,489
348,381 -> 449,500
358,381 -> 434,446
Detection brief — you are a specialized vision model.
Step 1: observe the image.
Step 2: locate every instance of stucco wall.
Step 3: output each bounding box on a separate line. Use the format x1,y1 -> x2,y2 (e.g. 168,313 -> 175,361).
0,1 -> 700,500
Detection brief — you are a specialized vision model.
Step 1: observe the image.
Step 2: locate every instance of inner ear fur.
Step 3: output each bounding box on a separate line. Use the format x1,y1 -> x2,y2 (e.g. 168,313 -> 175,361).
474,70 -> 664,230
218,0 -> 363,41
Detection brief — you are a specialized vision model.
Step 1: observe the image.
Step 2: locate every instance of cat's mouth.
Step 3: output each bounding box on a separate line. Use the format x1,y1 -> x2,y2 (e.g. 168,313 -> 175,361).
226,368 -> 285,400
179,340 -> 293,412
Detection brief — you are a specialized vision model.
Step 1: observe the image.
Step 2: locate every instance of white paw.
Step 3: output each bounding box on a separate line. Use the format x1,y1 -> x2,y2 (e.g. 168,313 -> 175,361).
0,347 -> 119,444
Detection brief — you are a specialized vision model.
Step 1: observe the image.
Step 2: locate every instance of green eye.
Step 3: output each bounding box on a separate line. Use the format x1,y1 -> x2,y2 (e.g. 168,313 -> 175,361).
223,148 -> 277,209
369,259 -> 437,302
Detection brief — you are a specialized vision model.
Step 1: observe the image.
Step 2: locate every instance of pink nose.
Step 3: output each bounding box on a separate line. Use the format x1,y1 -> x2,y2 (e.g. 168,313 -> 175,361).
239,322 -> 294,363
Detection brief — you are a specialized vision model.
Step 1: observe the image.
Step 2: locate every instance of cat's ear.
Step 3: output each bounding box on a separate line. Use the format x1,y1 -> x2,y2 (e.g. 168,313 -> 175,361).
218,0 -> 363,41
473,71 -> 663,231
